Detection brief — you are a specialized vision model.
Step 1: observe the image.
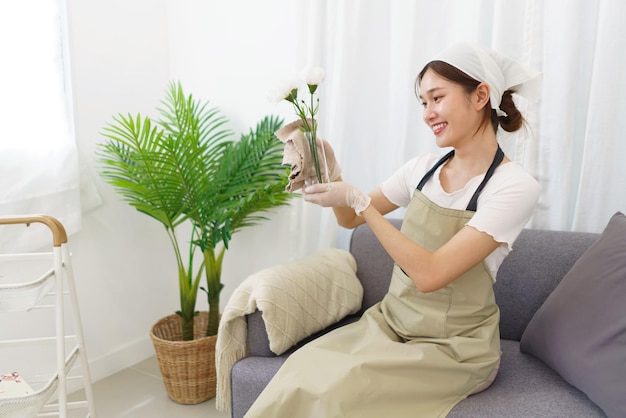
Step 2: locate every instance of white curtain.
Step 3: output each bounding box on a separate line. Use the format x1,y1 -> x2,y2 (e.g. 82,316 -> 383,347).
289,0 -> 625,251
0,0 -> 81,251
536,0 -> 626,231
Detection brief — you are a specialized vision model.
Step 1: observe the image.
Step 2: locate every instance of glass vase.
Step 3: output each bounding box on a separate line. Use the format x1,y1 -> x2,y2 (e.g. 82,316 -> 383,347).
303,131 -> 330,187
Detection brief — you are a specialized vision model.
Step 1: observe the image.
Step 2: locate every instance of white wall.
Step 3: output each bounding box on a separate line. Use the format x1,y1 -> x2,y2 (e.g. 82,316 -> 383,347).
65,0 -> 302,382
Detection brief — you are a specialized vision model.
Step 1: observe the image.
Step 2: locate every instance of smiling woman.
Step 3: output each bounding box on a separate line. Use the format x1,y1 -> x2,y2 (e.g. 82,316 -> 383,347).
0,0 -> 81,252
246,43 -> 542,418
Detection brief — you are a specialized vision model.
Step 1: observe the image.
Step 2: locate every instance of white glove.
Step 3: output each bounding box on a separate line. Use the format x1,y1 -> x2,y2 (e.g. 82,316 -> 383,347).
303,182 -> 372,216
319,139 -> 342,182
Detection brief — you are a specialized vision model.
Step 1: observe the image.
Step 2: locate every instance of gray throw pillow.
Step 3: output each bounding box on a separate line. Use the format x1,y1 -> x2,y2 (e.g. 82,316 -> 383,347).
520,211 -> 626,418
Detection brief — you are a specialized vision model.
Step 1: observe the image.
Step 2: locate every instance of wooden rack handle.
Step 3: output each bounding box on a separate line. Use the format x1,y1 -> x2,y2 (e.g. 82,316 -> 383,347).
0,215 -> 68,247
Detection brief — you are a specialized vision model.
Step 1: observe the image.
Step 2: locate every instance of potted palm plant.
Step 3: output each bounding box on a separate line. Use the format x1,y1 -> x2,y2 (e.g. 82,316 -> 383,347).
97,82 -> 294,403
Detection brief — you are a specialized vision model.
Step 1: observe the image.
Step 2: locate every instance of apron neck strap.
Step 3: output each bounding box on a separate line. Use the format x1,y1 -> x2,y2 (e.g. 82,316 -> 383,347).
416,150 -> 454,191
416,146 -> 504,212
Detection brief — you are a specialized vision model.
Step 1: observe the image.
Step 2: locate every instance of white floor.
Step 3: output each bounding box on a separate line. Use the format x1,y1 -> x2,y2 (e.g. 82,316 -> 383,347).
69,356 -> 230,418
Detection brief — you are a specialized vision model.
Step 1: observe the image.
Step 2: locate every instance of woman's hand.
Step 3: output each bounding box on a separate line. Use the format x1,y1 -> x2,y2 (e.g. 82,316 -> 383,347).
319,139 -> 342,182
303,182 -> 371,215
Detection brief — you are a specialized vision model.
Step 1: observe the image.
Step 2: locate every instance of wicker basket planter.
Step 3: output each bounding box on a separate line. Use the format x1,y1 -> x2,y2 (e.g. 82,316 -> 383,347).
150,312 -> 217,405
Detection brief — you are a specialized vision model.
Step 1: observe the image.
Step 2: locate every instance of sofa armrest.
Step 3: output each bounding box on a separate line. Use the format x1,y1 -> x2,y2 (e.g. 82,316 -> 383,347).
246,311 -> 274,357
245,310 -> 363,358
226,248 -> 361,359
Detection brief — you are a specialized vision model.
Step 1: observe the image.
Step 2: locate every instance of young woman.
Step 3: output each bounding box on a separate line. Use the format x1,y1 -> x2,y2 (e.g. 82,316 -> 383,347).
246,43 -> 542,418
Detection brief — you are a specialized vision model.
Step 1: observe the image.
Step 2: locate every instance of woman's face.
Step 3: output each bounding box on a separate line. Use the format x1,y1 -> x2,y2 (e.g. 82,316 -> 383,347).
418,68 -> 482,149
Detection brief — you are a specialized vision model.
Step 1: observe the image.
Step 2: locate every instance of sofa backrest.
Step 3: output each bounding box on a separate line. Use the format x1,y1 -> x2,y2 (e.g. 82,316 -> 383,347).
349,219 -> 599,341
349,218 -> 401,314
493,227 -> 598,340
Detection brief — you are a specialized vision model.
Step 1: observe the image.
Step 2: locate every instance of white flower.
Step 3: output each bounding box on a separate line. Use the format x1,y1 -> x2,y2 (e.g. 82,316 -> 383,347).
303,66 -> 325,87
267,77 -> 301,104
270,67 -> 327,184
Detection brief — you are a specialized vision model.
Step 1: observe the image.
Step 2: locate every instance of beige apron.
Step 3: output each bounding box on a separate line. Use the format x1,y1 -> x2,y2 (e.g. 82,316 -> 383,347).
246,150 -> 502,418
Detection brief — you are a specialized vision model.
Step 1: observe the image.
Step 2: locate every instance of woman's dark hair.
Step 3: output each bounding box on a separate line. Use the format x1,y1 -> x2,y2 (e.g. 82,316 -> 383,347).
416,60 -> 524,133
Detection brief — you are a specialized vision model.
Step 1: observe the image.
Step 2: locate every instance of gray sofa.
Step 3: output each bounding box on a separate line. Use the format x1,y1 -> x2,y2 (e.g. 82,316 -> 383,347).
230,219 -> 606,417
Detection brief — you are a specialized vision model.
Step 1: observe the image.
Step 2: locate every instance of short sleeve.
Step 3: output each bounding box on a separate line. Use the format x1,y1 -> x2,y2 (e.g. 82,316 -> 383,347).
380,154 -> 441,207
467,163 -> 540,251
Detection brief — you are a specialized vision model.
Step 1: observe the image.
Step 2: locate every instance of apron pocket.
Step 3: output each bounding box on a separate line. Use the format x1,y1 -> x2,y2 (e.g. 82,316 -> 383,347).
382,266 -> 452,339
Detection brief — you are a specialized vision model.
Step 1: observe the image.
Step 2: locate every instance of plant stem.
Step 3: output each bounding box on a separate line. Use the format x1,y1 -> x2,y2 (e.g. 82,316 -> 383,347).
306,131 -> 323,183
289,96 -> 323,183
204,247 -> 225,336
309,93 -> 323,183
181,312 -> 195,341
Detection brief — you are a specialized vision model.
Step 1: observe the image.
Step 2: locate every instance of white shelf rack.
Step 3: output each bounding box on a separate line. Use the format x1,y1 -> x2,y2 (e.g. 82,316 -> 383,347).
0,215 -> 96,418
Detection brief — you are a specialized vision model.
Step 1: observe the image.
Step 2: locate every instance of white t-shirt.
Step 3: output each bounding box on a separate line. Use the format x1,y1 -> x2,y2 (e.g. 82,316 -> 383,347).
380,153 -> 540,281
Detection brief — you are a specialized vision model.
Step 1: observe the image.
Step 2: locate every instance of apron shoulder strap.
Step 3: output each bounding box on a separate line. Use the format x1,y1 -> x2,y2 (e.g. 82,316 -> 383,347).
415,147 -> 504,212
416,150 -> 455,191
465,146 -> 504,211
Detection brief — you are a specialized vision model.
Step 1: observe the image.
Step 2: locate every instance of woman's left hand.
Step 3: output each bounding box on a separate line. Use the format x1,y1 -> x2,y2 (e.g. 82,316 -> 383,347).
303,182 -> 371,215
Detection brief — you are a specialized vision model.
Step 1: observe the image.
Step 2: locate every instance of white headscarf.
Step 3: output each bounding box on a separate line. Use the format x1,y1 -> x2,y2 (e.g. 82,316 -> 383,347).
431,43 -> 542,116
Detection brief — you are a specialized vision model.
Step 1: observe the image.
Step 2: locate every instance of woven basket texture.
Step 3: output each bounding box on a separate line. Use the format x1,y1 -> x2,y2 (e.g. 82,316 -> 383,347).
150,312 -> 217,405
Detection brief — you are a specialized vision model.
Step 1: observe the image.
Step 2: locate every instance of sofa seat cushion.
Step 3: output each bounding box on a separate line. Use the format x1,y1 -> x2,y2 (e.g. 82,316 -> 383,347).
232,315 -> 360,418
448,340 -> 605,417
231,339 -> 605,418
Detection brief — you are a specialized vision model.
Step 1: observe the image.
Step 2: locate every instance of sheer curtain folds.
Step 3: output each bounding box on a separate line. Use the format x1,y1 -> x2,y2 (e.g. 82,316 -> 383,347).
0,0 -> 81,251
292,0 -> 625,250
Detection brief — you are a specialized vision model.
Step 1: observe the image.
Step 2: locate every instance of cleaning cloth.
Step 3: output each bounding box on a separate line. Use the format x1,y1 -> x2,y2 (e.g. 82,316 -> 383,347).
275,119 -> 340,192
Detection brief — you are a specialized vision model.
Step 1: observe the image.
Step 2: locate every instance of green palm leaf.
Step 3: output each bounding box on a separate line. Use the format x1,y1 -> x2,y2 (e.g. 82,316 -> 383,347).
97,82 -> 295,338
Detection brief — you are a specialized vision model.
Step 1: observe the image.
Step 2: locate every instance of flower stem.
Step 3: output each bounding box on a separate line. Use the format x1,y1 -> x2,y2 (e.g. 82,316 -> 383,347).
287,85 -> 324,183
306,130 -> 322,183
309,92 -> 322,183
